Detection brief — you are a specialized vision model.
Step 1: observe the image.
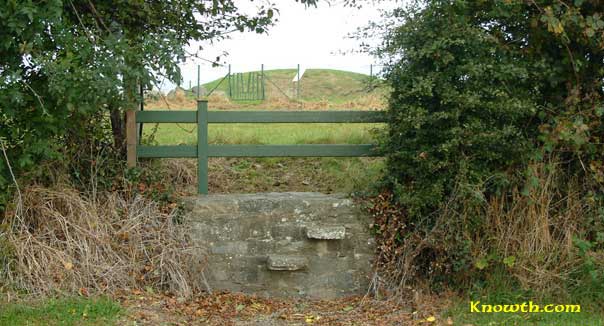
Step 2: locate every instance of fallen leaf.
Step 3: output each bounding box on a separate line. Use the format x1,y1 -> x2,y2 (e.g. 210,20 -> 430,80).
305,315 -> 315,324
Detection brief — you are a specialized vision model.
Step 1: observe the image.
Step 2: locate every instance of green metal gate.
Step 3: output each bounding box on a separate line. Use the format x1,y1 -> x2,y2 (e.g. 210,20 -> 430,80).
228,71 -> 265,101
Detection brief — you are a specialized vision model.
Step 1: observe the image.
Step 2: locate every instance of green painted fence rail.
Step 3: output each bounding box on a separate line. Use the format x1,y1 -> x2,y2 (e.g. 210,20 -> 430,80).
136,110 -> 387,123
134,100 -> 386,194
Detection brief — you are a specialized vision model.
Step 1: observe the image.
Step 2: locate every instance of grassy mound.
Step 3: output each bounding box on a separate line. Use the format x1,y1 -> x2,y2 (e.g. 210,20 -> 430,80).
198,68 -> 384,103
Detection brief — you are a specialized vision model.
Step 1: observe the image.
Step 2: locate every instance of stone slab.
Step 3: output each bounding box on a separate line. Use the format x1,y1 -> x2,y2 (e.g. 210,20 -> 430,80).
266,255 -> 308,271
306,225 -> 346,240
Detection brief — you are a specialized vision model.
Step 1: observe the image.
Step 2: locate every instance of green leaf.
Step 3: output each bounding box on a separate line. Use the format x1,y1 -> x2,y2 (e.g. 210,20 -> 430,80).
585,28 -> 595,37
503,256 -> 516,268
475,257 -> 489,270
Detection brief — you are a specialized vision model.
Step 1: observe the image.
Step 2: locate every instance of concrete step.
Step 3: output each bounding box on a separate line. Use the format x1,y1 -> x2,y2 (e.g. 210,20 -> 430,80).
184,192 -> 375,299
184,192 -> 359,218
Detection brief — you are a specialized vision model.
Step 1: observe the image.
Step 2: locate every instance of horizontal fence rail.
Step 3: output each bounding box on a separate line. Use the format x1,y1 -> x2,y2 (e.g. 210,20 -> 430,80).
131,100 -> 386,194
136,110 -> 387,124
137,144 -> 378,158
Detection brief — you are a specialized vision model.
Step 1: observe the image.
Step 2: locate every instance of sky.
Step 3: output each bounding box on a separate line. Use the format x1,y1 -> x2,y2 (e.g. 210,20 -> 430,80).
166,0 -> 395,91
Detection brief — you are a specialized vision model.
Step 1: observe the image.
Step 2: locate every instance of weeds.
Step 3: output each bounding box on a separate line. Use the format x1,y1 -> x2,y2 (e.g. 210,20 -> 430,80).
368,158 -> 604,303
2,185 -> 206,297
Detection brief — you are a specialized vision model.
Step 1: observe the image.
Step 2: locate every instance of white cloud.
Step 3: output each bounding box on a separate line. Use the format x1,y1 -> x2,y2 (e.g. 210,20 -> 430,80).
170,0 -> 395,91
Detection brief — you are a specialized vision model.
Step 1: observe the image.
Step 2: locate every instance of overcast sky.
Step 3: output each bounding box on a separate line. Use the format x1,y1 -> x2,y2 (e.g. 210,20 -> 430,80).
166,0 -> 395,90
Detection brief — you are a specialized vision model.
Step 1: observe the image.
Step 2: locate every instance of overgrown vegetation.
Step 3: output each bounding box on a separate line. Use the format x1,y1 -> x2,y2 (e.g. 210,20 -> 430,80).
367,0 -> 604,303
3,183 -> 205,296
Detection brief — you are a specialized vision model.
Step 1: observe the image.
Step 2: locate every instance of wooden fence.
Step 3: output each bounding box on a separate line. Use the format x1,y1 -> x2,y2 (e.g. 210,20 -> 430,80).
127,100 -> 386,194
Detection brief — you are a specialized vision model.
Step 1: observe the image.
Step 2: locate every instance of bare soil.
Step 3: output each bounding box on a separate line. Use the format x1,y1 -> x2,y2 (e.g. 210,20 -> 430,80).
117,290 -> 451,326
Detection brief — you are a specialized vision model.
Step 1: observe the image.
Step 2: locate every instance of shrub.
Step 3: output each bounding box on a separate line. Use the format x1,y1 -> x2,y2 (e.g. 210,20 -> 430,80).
370,0 -> 604,297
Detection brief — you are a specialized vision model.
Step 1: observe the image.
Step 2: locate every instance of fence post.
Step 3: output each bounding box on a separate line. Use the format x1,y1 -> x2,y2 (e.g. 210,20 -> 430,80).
126,110 -> 137,167
261,64 -> 265,100
228,64 -> 232,98
197,100 -> 209,194
197,65 -> 201,99
297,64 -> 300,98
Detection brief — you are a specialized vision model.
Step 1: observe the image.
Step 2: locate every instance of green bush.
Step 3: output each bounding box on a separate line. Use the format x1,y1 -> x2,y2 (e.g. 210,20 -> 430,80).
372,0 -> 604,296
380,1 -> 541,219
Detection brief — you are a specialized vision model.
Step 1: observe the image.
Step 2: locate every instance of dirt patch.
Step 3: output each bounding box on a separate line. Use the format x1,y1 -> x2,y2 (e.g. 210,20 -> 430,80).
117,290 -> 451,326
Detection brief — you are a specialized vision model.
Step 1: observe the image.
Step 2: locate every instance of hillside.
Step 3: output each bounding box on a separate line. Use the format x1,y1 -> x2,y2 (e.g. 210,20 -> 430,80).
200,68 -> 383,102
148,68 -> 388,110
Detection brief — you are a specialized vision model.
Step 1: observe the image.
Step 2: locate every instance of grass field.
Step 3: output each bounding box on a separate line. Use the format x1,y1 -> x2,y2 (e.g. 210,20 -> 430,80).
142,122 -> 385,194
144,123 -> 380,145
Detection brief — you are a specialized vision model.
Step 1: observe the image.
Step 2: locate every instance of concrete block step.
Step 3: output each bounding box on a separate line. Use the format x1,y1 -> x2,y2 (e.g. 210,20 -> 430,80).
266,255 -> 308,271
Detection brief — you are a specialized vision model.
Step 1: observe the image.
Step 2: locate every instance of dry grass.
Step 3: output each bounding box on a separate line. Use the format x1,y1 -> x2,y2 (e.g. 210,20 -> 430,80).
371,158 -> 592,295
153,157 -> 384,196
2,185 -> 206,297
480,162 -> 583,292
144,90 -> 386,111
455,160 -> 587,292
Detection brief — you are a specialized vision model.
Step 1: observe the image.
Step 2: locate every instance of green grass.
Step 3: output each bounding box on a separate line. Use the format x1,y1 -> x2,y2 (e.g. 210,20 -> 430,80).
144,123 -> 383,145
445,287 -> 604,326
0,296 -> 122,326
202,156 -> 384,194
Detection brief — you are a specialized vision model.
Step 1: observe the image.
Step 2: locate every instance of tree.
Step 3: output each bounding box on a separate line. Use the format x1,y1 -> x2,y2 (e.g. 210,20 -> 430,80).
0,0 -> 316,211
